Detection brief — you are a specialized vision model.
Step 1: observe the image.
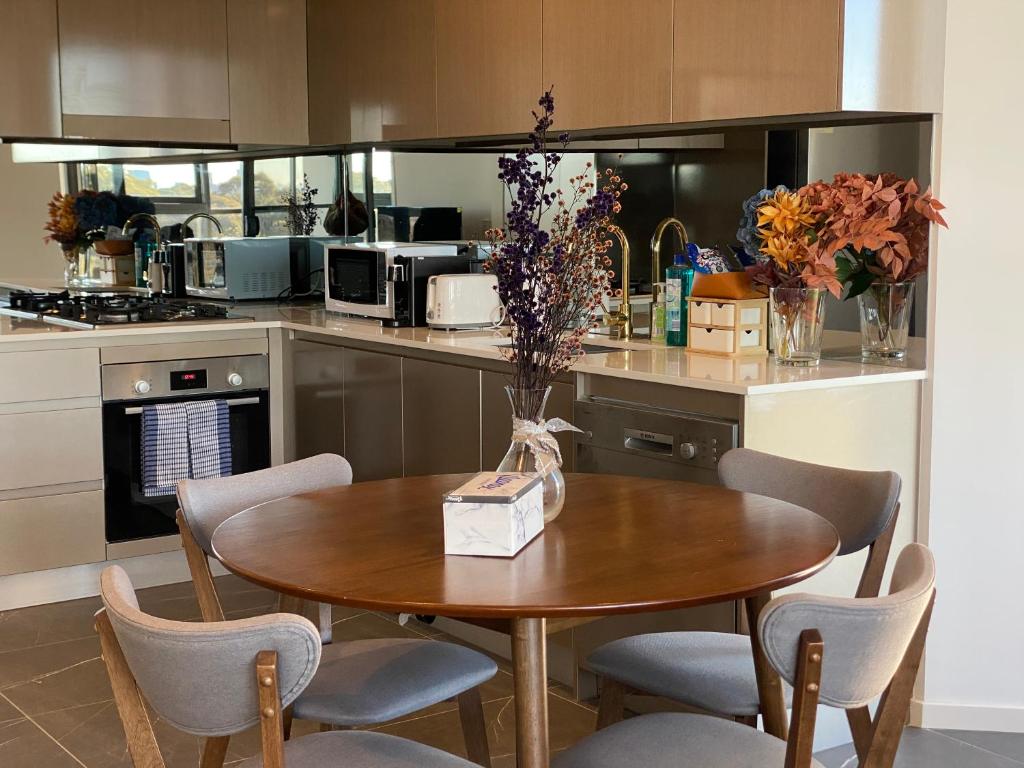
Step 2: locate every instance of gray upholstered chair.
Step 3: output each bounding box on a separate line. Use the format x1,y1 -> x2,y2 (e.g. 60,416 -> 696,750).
176,454 -> 497,766
588,447 -> 902,732
558,544 -> 936,768
96,565 -> 477,768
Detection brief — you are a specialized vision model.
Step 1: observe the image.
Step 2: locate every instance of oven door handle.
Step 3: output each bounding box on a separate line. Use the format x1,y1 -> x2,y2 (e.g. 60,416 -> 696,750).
123,396 -> 261,415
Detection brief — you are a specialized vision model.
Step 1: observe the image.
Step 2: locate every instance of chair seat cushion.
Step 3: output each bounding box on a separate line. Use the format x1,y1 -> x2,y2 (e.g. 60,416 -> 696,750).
586,632 -> 792,717
242,729 -> 476,767
293,638 -> 497,726
553,712 -> 825,768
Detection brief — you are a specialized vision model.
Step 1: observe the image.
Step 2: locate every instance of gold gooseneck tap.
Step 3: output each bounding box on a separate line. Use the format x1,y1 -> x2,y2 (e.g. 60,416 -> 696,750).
604,224 -> 632,339
649,216 -> 690,289
181,212 -> 223,239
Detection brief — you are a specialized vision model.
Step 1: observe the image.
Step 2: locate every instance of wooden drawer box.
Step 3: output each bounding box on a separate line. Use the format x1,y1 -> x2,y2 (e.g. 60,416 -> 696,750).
0,490 -> 105,575
687,297 -> 768,357
0,408 -> 103,491
0,348 -> 100,403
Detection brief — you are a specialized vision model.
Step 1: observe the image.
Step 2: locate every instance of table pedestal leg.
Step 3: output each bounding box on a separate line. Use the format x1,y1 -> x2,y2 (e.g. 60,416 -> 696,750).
511,617 -> 548,768
745,593 -> 789,740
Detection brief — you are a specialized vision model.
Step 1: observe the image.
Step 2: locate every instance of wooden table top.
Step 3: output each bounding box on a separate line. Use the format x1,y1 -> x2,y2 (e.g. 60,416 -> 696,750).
211,473 -> 840,618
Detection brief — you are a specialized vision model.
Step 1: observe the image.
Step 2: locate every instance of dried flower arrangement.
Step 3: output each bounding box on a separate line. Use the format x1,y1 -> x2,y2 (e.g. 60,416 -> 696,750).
44,190 -> 154,253
486,90 -> 626,421
282,174 -> 319,236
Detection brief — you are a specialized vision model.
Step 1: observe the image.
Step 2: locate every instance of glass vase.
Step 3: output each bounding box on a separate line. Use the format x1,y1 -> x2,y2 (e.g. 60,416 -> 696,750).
858,282 -> 915,361
496,386 -> 567,523
62,248 -> 80,288
770,286 -> 827,366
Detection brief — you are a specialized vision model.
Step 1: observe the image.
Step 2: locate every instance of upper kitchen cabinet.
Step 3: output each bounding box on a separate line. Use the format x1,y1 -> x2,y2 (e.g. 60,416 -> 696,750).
543,0 -> 673,131
0,0 -> 62,138
227,0 -> 309,146
308,0 -> 435,144
673,0 -> 945,123
435,0 -> 542,138
57,0 -> 231,144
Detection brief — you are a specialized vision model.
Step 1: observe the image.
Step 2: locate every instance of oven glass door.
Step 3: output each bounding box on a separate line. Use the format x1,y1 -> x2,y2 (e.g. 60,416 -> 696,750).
327,248 -> 385,305
102,391 -> 270,543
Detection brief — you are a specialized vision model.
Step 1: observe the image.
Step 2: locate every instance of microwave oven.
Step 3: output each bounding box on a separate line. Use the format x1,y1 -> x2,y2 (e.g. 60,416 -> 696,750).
324,242 -> 470,326
185,236 -> 355,301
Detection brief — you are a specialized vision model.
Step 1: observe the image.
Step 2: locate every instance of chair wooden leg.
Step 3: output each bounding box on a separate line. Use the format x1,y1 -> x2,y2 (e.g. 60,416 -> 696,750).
177,511 -> 225,623
736,714 -> 758,728
746,593 -> 790,740
846,706 -> 873,763
595,678 -> 625,730
256,651 -> 285,768
200,736 -> 230,768
319,722 -> 334,732
282,705 -> 294,741
457,687 -> 492,767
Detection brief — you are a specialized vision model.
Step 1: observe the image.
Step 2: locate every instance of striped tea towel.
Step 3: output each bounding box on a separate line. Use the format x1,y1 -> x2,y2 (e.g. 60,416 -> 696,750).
140,400 -> 233,497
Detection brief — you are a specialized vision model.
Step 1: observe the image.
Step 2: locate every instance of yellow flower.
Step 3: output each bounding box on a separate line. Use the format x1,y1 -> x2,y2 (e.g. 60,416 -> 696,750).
756,189 -> 815,237
760,234 -> 807,269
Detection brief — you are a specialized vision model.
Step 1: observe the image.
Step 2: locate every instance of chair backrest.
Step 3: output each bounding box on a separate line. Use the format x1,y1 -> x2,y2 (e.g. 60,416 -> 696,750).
177,453 -> 353,556
99,565 -> 321,737
758,543 -> 935,710
719,448 -> 900,557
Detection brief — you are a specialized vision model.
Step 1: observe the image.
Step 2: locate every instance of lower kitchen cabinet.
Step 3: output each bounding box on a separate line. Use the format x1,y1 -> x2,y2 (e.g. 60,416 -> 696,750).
292,340 -> 345,460
342,348 -> 403,481
481,371 -> 575,472
402,358 -> 481,476
0,490 -> 105,576
0,408 -> 102,491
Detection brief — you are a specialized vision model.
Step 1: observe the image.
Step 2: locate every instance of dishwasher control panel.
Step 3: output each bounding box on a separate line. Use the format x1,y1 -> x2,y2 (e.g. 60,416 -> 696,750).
574,398 -> 739,472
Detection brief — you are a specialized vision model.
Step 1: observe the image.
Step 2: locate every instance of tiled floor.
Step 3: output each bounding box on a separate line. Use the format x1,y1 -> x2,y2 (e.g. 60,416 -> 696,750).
1,574 -> 1022,767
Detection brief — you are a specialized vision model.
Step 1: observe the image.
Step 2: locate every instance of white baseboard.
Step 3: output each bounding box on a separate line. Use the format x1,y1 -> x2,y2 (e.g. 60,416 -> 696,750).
0,551 -> 228,611
913,698 -> 1024,733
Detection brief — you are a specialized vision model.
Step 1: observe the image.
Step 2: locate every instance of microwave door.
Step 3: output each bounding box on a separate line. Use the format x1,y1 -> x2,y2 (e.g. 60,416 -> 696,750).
327,250 -> 393,320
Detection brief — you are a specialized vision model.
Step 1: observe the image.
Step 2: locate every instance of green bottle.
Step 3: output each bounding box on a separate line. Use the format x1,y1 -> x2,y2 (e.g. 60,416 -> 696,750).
665,253 -> 694,347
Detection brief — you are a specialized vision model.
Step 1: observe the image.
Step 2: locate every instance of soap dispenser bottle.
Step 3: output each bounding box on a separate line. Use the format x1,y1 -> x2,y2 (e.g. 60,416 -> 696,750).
665,253 -> 694,347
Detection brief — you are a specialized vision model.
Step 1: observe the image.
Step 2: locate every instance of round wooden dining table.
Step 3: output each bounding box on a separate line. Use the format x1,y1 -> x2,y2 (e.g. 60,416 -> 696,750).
212,473 -> 839,768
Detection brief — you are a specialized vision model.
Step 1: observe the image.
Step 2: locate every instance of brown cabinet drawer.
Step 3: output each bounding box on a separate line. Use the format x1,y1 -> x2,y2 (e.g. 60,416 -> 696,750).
0,409 -> 103,491
0,348 -> 100,403
0,490 -> 105,575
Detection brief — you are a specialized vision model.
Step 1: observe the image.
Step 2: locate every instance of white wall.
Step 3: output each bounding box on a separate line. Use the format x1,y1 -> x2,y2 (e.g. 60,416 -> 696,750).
919,0 -> 1024,732
0,146 -> 65,283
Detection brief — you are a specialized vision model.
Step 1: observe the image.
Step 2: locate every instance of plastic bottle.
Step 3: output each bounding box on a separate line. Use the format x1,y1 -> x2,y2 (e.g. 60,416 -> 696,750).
650,282 -> 667,342
665,253 -> 694,347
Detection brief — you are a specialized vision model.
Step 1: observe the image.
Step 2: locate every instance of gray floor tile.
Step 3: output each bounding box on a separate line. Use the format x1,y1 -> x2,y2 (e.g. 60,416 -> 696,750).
939,730 -> 1024,764
816,727 -> 1024,768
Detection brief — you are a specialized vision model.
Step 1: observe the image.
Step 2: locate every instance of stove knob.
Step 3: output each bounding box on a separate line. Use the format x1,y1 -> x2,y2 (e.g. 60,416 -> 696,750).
679,442 -> 698,460
227,373 -> 243,387
133,380 -> 151,395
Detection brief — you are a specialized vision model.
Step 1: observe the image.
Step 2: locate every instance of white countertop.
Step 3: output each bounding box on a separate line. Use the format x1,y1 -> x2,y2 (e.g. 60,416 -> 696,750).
0,283 -> 927,396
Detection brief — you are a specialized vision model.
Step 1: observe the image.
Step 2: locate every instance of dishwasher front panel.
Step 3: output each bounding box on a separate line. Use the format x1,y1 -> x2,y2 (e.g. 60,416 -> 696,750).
574,398 -> 738,484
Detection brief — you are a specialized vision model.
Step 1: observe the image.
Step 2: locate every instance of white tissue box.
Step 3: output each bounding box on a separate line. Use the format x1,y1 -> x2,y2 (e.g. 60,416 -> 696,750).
443,472 -> 544,557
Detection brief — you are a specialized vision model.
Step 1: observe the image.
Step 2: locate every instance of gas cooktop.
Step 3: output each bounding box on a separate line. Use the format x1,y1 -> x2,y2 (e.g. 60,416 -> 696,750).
1,290 -> 254,329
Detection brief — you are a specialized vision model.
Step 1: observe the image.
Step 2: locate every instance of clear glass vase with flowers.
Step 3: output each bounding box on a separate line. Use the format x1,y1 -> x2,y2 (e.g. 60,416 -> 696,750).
486,89 -> 626,521
737,187 -> 841,365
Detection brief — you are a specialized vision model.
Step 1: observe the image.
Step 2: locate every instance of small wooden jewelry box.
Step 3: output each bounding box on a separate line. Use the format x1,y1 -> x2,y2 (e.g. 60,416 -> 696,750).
687,296 -> 768,357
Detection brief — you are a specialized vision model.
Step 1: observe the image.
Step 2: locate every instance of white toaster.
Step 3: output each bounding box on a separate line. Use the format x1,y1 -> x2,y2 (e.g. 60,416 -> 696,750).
425,273 -> 504,330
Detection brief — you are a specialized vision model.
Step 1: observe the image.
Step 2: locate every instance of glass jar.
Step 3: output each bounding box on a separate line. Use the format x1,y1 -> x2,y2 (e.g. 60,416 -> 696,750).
496,386 -> 567,523
858,282 -> 915,361
61,247 -> 80,288
769,286 -> 827,366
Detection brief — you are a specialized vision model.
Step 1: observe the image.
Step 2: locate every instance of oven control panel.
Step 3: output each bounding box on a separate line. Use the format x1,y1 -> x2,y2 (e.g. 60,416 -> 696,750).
101,355 -> 269,401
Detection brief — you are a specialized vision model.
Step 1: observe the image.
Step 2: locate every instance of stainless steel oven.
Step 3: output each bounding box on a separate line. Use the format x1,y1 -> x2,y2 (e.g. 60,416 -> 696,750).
101,355 -> 270,543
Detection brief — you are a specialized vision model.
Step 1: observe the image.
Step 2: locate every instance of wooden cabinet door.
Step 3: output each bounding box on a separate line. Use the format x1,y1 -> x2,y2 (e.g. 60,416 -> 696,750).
481,371 -> 575,472
57,0 -> 230,142
342,348 -> 403,481
542,0 -> 672,131
435,0 -> 542,138
0,0 -> 61,138
402,358 -> 480,476
308,0 -> 434,143
227,0 -> 308,145
672,0 -> 841,122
